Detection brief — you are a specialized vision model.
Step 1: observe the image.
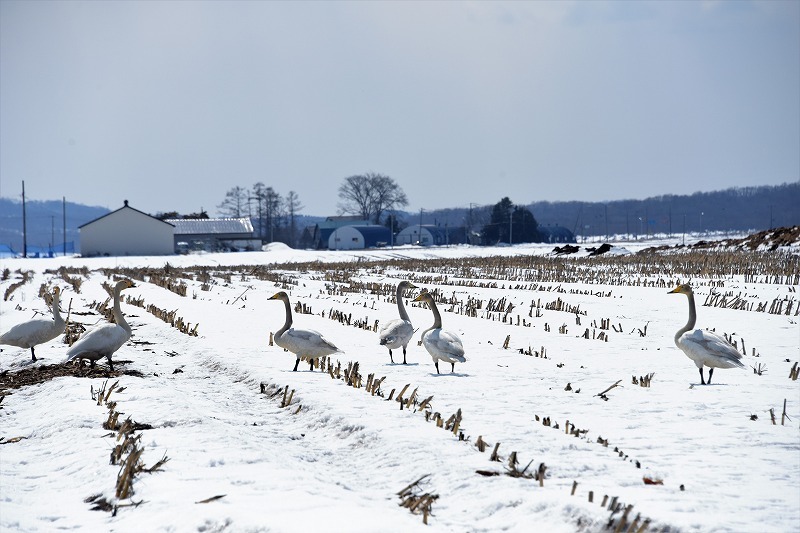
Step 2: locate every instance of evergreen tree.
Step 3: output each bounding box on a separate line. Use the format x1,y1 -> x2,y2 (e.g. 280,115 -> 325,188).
481,197 -> 540,244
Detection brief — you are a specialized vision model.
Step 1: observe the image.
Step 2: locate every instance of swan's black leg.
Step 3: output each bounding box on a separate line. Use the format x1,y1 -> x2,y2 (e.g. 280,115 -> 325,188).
30,347 -> 37,362
293,358 -> 300,372
309,359 -> 314,371
402,346 -> 407,365
451,362 -> 455,373
707,368 -> 714,384
107,356 -> 114,372
389,349 -> 394,364
435,361 -> 440,374
699,367 -> 706,385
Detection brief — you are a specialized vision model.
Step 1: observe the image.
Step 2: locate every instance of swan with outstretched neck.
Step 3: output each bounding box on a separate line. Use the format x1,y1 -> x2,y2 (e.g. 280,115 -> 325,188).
66,280 -> 133,371
413,290 -> 465,374
379,281 -> 417,364
668,283 -> 744,384
1,286 -> 66,362
269,291 -> 341,371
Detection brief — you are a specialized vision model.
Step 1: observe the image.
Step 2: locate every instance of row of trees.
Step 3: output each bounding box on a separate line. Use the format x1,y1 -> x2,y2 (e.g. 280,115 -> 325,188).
213,184 -> 304,246
210,178 -> 545,246
170,174 -> 550,247
206,173 -> 410,246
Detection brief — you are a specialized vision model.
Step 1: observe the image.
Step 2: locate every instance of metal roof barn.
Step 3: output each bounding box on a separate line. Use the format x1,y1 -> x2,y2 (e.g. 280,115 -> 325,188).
165,218 -> 255,252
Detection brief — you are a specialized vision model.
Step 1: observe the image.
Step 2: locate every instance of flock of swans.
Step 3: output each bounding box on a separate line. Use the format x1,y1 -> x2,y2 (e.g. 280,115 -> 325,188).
1,280 -> 134,371
1,279 -> 745,383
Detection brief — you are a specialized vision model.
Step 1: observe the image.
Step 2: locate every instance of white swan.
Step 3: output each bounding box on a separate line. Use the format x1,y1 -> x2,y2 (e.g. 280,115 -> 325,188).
668,284 -> 744,384
66,280 -> 133,371
1,286 -> 66,362
269,291 -> 342,371
413,290 -> 466,374
378,280 -> 417,364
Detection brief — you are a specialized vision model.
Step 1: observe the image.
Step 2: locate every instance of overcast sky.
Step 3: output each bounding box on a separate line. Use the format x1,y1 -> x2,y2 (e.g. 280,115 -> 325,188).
1,0 -> 798,218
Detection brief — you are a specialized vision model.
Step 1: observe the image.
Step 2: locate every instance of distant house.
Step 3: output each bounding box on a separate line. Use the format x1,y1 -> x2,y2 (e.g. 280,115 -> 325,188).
328,225 -> 391,250
165,217 -> 256,252
538,225 -> 576,243
298,225 -> 316,249
78,200 -> 174,257
395,224 -> 465,246
310,216 -> 371,249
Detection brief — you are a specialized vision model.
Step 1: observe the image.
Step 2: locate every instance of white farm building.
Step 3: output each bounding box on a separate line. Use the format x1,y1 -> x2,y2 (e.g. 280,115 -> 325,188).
395,224 -> 452,246
328,225 -> 391,250
78,201 -> 174,257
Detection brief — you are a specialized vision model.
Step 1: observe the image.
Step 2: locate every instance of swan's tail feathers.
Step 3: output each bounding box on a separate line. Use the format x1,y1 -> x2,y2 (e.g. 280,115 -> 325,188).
728,356 -> 746,369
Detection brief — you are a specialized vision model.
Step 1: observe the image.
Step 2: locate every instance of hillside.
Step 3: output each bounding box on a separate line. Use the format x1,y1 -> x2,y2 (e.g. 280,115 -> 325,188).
1,182 -> 798,252
414,182 -> 800,239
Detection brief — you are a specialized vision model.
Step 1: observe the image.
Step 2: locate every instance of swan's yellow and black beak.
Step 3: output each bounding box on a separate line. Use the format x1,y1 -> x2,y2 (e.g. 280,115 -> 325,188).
412,291 -> 429,302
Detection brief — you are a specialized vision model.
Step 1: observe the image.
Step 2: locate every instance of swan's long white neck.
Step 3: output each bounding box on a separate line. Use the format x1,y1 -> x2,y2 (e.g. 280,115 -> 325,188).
396,285 -> 410,321
277,297 -> 293,336
113,283 -> 131,334
675,291 -> 697,345
426,298 -> 442,330
52,290 -> 65,327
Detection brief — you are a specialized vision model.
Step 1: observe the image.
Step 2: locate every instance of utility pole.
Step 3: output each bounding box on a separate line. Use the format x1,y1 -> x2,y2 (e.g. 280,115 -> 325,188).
22,181 -> 27,258
509,209 -> 513,244
63,196 -> 66,256
682,214 -> 686,245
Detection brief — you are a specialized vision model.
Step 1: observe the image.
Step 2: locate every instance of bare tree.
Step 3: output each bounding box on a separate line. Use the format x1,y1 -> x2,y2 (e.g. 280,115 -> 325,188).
338,175 -> 372,220
264,187 -> 282,243
285,190 -> 303,248
250,182 -> 266,239
371,174 -> 408,225
338,172 -> 408,224
218,186 -> 248,217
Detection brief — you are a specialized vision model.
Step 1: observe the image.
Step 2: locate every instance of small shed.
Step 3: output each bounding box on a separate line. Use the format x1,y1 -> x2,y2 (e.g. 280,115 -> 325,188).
328,225 -> 391,250
78,200 -> 174,257
395,224 -> 455,246
166,217 -> 256,252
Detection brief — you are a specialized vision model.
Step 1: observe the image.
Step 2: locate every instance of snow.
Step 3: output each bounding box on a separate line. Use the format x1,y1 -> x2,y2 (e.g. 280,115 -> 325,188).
1,235 -> 799,532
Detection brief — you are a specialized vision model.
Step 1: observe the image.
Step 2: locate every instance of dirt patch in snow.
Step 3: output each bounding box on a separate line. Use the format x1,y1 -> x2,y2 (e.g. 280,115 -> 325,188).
0,361 -> 145,395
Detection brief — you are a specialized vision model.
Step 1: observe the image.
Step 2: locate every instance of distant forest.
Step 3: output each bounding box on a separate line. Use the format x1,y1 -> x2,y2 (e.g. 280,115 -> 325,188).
0,182 -> 798,252
413,182 -> 800,241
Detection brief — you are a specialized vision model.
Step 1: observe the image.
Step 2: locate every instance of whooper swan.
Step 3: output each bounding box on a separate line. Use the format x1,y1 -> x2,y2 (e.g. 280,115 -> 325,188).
0,286 -> 66,362
66,280 -> 134,371
269,291 -> 342,372
378,280 -> 417,364
413,290 -> 466,374
668,283 -> 744,384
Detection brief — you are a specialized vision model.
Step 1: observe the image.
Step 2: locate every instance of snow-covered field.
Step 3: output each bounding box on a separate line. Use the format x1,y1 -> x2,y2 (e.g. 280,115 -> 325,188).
1,235 -> 799,532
